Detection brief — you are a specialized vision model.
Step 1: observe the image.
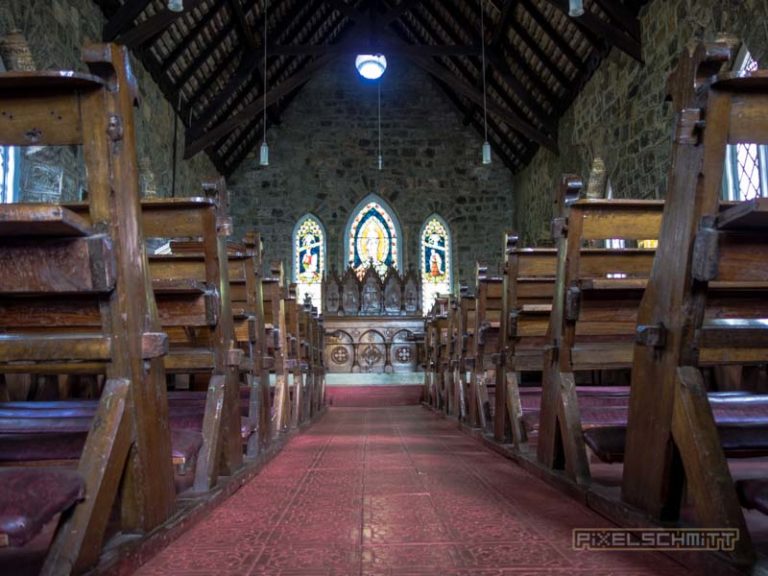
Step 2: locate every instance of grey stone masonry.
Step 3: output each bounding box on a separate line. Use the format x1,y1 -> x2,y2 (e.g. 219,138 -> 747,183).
513,0 -> 768,247
228,55 -> 514,289
0,0 -> 218,201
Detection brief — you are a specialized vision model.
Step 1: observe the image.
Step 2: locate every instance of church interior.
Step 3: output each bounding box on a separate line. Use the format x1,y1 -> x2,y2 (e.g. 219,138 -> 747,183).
1,0 -> 768,574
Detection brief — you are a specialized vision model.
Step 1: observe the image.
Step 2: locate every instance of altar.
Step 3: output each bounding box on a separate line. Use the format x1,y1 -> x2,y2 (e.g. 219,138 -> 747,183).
322,265 -> 425,374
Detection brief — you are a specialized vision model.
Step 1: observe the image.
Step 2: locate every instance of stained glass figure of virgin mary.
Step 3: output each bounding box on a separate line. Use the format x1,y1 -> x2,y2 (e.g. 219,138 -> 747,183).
347,201 -> 399,279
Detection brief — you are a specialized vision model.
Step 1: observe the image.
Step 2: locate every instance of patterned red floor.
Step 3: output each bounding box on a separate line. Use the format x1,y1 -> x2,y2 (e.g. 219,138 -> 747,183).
133,407 -> 691,575
326,385 -> 422,407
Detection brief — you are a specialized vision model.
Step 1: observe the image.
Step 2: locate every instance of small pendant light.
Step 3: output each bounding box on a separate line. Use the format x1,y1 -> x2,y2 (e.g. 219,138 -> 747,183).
479,0 -> 491,165
569,0 -> 584,17
260,0 -> 269,166
167,0 -> 184,12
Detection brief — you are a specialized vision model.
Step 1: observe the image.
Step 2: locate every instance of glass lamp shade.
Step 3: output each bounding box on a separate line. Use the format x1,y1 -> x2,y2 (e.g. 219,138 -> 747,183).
167,0 -> 184,12
260,141 -> 269,166
482,141 -> 492,165
568,0 -> 584,17
355,54 -> 387,80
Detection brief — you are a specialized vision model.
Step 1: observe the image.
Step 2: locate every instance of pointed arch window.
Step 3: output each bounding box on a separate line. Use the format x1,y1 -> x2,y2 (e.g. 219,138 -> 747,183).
421,215 -> 452,315
346,195 -> 401,280
293,214 -> 326,308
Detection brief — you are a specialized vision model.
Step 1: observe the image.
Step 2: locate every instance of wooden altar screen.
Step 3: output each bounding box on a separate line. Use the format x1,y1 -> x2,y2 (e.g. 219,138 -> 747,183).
322,265 -> 424,374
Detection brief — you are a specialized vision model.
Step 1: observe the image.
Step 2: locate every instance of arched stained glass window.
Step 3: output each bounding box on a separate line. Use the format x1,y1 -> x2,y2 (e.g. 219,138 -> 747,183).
421,215 -> 451,315
346,195 -> 401,279
293,214 -> 326,308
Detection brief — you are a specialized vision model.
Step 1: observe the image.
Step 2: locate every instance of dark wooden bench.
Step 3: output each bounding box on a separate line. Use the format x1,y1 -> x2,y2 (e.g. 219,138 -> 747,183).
496,234 -> 557,445
67,179 -> 245,492
262,262 -> 290,432
0,44 -> 176,571
469,264 -> 503,432
536,176 -> 664,484
619,41 -> 768,563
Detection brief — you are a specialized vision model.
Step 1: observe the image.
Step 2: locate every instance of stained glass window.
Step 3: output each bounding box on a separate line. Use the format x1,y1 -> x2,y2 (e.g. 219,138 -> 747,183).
421,216 -> 451,315
346,197 -> 400,279
0,146 -> 17,203
293,215 -> 325,308
724,49 -> 767,200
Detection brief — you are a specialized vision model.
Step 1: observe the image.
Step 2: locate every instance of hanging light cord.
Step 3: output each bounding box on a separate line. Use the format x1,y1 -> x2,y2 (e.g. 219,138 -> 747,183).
262,0 -> 268,144
378,80 -> 382,170
479,0 -> 488,143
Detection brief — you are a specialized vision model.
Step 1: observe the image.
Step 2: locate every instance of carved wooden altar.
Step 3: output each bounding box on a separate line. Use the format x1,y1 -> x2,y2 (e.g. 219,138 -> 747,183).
322,265 -> 424,373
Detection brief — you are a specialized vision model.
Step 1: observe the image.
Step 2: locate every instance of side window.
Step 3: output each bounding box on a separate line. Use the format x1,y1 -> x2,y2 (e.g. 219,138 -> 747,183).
0,146 -> 18,203
723,48 -> 766,201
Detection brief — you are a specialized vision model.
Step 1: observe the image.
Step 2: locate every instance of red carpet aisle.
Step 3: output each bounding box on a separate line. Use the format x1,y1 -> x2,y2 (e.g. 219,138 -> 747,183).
134,407 -> 690,575
326,385 -> 423,407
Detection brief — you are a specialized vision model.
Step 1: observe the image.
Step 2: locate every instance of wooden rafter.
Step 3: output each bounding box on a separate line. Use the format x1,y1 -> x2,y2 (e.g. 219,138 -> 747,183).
540,0 -> 642,62
96,0 -> 647,174
520,0 -> 584,71
404,51 -> 557,152
190,0 -> 334,140
103,0 -> 152,41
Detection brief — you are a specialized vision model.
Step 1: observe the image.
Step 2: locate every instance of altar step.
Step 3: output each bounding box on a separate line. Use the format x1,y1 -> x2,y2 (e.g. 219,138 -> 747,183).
326,385 -> 423,407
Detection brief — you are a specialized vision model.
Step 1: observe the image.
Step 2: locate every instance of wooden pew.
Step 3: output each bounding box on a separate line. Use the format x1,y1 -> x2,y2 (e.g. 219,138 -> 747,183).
262,262 -> 290,432
496,235 -> 557,445
242,232 -> 272,451
457,288 -> 477,424
69,178 -> 245,492
536,176 -> 664,483
0,44 -> 175,572
470,264 -> 503,433
621,40 -> 768,564
284,285 -> 304,428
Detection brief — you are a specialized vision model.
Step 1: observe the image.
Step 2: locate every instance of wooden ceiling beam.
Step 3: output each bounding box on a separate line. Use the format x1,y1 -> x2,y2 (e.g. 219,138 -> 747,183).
520,0 -> 584,71
190,0 -> 331,139
404,52 -> 557,152
227,0 -> 259,49
163,0 -> 228,67
185,50 -> 342,157
116,0 -> 206,50
592,0 -> 641,42
269,43 -> 480,57
103,0 -> 153,41
540,0 -> 642,62
411,1 -> 556,129
508,18 -> 570,88
175,20 -> 238,88
186,0 -> 424,157
489,0 -> 517,49
425,0 -> 557,111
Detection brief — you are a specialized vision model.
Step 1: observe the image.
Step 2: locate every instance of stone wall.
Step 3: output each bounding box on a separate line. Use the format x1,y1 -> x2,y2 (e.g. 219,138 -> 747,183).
228,56 -> 514,288
0,0 -> 218,200
513,0 -> 768,246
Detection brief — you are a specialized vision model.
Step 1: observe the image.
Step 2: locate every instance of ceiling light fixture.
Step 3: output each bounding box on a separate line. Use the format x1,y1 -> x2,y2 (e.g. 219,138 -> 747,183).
260,0 -> 269,166
167,0 -> 184,13
479,0 -> 491,165
356,54 -> 387,80
568,0 -> 584,17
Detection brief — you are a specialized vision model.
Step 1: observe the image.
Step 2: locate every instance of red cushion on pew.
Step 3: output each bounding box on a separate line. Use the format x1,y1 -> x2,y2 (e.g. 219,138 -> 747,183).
735,479 -> 768,514
584,423 -> 768,463
0,433 -> 86,461
0,430 -> 202,466
0,468 -> 84,547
